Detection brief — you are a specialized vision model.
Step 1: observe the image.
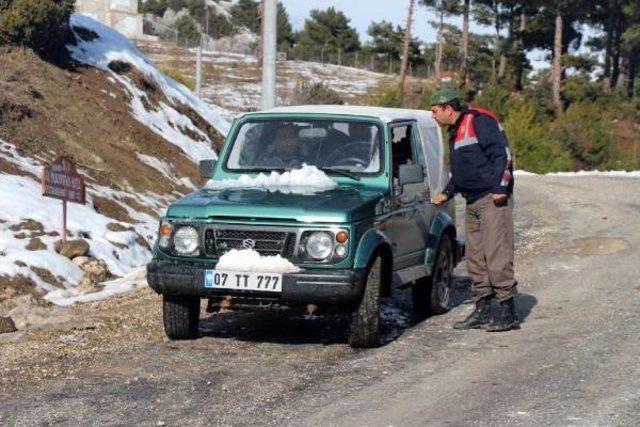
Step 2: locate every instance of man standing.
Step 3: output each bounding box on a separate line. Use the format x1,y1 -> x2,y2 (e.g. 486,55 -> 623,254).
429,88 -> 519,332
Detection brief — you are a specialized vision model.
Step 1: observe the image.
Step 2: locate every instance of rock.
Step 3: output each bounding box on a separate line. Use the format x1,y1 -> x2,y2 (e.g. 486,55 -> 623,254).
26,237 -> 47,251
80,259 -> 111,283
72,256 -> 91,268
0,316 -> 17,334
76,258 -> 112,294
54,239 -> 90,259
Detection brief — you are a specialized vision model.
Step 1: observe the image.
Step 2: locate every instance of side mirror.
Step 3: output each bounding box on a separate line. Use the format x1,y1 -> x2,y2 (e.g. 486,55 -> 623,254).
199,159 -> 217,179
398,163 -> 424,186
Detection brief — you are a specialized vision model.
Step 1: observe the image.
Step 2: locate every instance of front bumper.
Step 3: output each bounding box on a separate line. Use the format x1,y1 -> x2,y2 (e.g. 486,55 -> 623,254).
146,260 -> 366,305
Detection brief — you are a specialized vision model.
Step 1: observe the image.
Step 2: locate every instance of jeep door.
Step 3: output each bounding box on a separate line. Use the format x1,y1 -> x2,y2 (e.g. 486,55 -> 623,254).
386,121 -> 430,271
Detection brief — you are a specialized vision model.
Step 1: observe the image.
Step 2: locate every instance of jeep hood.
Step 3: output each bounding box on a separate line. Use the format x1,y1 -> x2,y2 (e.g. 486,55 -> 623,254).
166,186 -> 385,223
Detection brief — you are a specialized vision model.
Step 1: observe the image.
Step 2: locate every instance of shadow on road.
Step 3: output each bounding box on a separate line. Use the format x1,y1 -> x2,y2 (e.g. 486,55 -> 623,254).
515,293 -> 537,323
199,308 -> 351,345
197,274 -> 476,347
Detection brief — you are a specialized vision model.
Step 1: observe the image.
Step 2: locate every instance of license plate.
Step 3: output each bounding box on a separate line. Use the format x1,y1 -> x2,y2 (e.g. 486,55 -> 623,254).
204,270 -> 282,293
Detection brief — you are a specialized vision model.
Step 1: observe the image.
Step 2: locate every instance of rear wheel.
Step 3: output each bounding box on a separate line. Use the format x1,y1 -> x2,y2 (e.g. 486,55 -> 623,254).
163,295 -> 200,339
412,234 -> 454,317
349,255 -> 382,348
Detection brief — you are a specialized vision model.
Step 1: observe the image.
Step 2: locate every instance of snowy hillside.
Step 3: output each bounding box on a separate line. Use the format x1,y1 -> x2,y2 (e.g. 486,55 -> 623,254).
0,15 -> 231,309
69,14 -> 230,160
137,40 -> 394,119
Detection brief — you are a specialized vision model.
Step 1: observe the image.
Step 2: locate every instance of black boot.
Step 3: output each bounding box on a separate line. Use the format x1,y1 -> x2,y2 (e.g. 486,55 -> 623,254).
453,296 -> 493,330
487,297 -> 520,332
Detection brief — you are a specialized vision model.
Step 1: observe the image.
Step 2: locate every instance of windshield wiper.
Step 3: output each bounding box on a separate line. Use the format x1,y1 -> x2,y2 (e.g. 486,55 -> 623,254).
319,167 -> 361,181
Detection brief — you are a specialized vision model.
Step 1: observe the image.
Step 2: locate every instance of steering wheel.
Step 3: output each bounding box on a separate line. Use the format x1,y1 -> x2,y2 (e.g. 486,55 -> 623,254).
333,157 -> 368,168
325,141 -> 372,167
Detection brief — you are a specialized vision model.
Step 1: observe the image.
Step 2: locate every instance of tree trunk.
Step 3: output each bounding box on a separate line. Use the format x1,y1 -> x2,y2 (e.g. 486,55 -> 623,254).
498,54 -> 507,81
460,0 -> 470,88
603,1 -> 613,88
627,50 -> 638,98
552,10 -> 563,116
399,0 -> 416,103
514,7 -> 526,91
610,1 -> 621,90
492,2 -> 501,82
618,54 -> 628,90
435,10 -> 444,80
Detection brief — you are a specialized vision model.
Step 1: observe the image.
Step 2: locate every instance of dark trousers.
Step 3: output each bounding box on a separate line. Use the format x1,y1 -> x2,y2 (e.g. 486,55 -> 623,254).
464,194 -> 518,302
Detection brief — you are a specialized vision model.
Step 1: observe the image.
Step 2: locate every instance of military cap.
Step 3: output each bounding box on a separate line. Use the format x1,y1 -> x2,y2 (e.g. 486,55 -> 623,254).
428,88 -> 460,106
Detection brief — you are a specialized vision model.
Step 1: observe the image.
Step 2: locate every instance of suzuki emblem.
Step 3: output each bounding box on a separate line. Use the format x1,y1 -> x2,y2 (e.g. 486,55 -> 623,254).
242,239 -> 256,249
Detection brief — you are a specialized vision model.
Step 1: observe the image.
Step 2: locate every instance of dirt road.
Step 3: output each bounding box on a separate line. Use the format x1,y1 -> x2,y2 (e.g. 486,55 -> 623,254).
1,176 -> 639,426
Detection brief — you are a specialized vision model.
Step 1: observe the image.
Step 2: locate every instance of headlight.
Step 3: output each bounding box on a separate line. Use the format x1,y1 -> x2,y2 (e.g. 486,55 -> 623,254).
173,226 -> 199,255
305,232 -> 334,260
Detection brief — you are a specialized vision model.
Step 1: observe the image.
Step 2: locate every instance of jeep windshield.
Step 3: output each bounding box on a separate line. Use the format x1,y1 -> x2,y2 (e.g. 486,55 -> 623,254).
225,119 -> 383,175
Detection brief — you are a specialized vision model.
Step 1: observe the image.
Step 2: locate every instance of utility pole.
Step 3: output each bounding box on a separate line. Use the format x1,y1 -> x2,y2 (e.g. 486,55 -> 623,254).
399,0 -> 415,103
196,39 -> 202,98
261,0 -> 277,110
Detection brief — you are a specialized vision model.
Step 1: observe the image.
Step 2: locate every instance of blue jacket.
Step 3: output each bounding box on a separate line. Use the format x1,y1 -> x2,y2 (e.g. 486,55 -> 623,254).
443,107 -> 514,203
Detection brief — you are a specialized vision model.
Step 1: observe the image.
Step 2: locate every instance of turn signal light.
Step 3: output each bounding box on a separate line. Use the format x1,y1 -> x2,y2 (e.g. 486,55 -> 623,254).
160,223 -> 173,236
336,230 -> 349,244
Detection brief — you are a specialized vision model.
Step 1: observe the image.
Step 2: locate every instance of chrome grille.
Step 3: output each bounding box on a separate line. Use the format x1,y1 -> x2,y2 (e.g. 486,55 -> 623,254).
204,228 -> 296,258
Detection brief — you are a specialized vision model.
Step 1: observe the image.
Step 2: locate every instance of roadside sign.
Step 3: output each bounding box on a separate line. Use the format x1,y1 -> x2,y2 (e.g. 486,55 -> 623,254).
41,156 -> 86,243
41,156 -> 86,204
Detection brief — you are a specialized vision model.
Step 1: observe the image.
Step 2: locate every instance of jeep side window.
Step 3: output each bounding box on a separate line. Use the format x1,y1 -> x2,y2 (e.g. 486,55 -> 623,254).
391,124 -> 415,177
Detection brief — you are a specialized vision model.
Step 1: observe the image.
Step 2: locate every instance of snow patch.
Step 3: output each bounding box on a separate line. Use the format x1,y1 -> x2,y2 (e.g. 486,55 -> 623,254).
0,140 -> 159,297
215,249 -> 301,274
136,153 -> 196,190
205,164 -> 338,195
514,170 -> 640,178
45,267 -> 147,306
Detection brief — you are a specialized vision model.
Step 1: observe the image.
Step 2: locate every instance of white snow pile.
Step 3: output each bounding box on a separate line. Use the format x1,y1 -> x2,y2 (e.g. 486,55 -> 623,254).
215,249 -> 301,274
514,169 -> 640,178
0,140 -> 161,304
46,267 -> 148,307
205,164 -> 338,195
67,13 -> 230,162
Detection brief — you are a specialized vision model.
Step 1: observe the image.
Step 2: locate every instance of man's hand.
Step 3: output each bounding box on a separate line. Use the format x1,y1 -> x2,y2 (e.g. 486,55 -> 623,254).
432,193 -> 449,205
492,193 -> 508,205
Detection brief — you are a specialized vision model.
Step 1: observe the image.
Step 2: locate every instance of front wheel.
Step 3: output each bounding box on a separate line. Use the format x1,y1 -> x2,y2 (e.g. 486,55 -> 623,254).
412,234 -> 454,317
163,295 -> 200,340
349,255 -> 383,348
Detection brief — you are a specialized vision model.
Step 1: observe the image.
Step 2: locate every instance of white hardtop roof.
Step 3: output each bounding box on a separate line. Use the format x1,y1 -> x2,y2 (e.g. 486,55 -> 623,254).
247,105 -> 439,126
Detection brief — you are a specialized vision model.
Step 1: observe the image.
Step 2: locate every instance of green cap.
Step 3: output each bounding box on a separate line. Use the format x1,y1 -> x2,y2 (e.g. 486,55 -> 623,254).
428,88 -> 460,106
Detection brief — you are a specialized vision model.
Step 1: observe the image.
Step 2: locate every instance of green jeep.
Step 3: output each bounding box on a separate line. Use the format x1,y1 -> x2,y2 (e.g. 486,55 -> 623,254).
147,105 -> 464,348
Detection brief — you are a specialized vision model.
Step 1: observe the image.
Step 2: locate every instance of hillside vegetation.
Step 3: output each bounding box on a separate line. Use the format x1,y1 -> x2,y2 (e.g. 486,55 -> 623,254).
0,10 -> 229,310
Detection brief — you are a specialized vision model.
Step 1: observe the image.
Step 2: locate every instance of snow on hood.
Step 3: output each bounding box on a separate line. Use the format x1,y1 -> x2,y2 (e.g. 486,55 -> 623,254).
0,140 -> 158,299
215,249 -> 301,274
205,164 -> 338,195
67,13 -> 230,162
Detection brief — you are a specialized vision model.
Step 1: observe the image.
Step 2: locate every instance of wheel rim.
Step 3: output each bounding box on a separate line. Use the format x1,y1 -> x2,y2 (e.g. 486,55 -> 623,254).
434,248 -> 452,309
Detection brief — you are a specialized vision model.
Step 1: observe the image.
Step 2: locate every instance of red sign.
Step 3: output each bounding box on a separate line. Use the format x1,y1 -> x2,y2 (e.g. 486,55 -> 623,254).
41,156 -> 86,204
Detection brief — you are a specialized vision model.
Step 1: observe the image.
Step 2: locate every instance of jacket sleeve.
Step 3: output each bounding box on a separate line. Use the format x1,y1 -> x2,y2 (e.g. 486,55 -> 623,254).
443,178 -> 457,199
474,115 -> 512,194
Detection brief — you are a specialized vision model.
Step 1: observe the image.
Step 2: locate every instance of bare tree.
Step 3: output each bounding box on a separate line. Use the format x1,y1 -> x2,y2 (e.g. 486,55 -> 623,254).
552,8 -> 563,116
460,0 -> 470,87
399,0 -> 416,102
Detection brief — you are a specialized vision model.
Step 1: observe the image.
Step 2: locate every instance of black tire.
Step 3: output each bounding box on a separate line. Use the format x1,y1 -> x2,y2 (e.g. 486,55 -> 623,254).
412,234 -> 454,317
163,295 -> 200,340
349,255 -> 382,348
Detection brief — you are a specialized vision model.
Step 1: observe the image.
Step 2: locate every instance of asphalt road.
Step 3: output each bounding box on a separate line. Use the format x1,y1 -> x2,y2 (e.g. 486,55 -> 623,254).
1,175 -> 639,426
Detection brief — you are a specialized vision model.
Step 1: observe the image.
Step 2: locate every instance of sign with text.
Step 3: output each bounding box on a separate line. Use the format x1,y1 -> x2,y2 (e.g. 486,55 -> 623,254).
41,156 -> 86,204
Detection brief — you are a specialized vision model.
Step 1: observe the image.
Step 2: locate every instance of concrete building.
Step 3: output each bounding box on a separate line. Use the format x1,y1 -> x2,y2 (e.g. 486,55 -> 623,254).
75,0 -> 144,39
